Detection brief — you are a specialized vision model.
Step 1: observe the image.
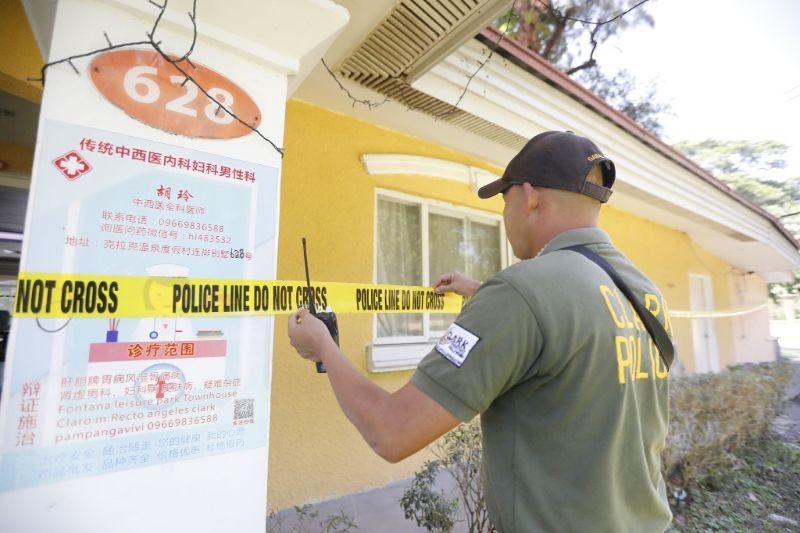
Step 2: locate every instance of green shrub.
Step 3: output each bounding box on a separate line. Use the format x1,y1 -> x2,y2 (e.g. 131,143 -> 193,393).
663,360 -> 792,492
400,419 -> 494,533
399,460 -> 458,533
267,504 -> 358,533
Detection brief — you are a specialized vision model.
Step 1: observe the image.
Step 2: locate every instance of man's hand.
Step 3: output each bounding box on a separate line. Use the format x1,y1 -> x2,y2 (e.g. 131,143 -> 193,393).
288,308 -> 336,363
433,271 -> 481,297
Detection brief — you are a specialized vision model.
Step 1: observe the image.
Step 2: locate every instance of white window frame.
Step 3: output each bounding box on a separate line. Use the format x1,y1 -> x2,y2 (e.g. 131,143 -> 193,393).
369,188 -> 510,372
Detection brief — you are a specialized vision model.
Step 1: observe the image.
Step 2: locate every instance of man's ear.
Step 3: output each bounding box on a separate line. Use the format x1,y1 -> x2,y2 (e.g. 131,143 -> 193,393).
522,182 -> 540,213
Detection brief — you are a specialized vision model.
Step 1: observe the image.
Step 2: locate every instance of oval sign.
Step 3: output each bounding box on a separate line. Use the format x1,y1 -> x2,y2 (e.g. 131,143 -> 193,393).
89,49 -> 261,139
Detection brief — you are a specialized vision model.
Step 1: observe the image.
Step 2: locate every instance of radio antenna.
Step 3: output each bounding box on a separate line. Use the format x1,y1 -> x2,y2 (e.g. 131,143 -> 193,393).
302,237 -> 316,314
302,238 -> 327,373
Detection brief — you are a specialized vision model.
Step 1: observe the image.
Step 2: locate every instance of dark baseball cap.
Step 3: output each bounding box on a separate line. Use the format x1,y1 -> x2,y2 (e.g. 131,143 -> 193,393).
478,131 -> 616,202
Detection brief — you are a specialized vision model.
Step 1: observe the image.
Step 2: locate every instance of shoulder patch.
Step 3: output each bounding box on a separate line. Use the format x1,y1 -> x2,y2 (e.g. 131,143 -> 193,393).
435,323 -> 480,367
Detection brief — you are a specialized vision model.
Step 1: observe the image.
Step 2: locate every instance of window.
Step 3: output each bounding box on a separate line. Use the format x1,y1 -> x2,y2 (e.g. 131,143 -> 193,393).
370,190 -> 508,371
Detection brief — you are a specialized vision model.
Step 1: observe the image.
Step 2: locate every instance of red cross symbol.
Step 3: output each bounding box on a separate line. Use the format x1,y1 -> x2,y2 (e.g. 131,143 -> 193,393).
52,150 -> 92,181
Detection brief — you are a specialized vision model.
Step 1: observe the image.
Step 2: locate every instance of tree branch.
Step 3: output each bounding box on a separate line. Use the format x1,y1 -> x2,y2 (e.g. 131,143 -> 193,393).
541,5 -> 576,60
535,0 -> 652,27
565,22 -> 602,75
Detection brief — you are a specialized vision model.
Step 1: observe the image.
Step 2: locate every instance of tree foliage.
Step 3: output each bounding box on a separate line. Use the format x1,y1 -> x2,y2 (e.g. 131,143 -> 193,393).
674,139 -> 800,236
496,0 -> 669,134
577,67 -> 669,134
769,272 -> 800,303
499,0 -> 653,72
675,139 -> 790,177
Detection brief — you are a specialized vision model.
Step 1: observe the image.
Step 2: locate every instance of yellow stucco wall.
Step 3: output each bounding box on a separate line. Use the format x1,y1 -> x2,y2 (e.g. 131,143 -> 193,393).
0,140 -> 34,176
268,100 -> 770,509
268,100 -> 506,510
0,0 -> 44,103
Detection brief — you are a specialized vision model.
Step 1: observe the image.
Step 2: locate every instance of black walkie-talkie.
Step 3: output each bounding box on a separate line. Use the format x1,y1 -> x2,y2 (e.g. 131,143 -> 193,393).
302,238 -> 339,373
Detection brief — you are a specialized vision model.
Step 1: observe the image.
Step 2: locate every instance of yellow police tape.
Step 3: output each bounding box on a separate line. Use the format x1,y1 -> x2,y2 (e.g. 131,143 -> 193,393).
12,272 -> 770,320
667,302 -> 768,319
12,272 -> 467,318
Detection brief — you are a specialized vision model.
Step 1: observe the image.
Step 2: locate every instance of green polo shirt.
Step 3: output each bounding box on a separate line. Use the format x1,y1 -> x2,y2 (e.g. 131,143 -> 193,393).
412,228 -> 671,532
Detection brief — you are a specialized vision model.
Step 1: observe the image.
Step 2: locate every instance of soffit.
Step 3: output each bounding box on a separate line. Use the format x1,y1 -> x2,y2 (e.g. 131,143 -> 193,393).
338,0 -> 512,82
324,0 -> 523,148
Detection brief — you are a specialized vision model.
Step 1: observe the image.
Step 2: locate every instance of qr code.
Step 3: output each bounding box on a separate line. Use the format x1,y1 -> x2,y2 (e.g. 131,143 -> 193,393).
234,399 -> 254,420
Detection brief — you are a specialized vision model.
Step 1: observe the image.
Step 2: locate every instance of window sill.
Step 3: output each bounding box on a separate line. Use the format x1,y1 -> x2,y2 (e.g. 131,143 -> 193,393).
367,341 -> 437,373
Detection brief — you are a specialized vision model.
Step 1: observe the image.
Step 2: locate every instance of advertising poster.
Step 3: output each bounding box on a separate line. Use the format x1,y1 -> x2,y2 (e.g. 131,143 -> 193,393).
0,119 -> 277,491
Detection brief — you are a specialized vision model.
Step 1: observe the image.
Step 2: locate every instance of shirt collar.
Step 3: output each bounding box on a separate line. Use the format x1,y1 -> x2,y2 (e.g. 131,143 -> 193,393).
539,227 -> 612,257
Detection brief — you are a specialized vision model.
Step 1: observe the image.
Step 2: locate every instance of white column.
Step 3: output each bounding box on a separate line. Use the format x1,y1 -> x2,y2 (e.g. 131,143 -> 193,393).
0,1 -> 348,532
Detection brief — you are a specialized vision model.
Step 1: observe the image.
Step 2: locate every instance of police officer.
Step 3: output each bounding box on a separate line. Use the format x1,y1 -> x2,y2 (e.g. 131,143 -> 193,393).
289,131 -> 672,532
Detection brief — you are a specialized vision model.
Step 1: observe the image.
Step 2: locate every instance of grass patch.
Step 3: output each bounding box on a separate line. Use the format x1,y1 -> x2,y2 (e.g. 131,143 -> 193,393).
669,437 -> 800,532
